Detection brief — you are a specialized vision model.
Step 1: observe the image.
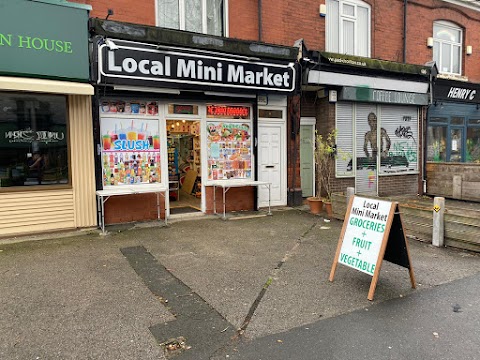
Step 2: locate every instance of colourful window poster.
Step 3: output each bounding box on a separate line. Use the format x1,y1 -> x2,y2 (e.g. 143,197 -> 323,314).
100,117 -> 161,186
206,121 -> 252,180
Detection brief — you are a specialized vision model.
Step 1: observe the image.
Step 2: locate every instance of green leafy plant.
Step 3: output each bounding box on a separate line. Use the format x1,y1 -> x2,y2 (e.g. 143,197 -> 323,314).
314,129 -> 338,202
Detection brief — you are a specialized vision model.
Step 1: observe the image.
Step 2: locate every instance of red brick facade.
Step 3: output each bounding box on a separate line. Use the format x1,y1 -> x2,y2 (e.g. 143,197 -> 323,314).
73,0 -> 480,82
74,0 -> 480,221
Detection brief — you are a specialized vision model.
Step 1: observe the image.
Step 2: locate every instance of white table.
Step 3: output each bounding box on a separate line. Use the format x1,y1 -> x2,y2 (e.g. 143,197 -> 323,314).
207,180 -> 272,220
96,184 -> 168,234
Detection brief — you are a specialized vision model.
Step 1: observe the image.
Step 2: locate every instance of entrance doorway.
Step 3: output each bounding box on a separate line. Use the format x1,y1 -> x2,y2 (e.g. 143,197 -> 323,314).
166,119 -> 202,214
258,111 -> 287,207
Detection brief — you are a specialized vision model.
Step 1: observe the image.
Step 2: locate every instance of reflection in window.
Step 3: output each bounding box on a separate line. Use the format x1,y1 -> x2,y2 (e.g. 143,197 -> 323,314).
0,92 -> 69,188
157,0 -> 225,36
466,127 -> 480,163
433,21 -> 462,75
427,126 -> 447,162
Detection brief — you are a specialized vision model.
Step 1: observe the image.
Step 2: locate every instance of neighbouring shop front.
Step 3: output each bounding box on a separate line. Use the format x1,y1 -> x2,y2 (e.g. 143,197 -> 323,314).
300,52 -> 431,197
426,78 -> 480,201
89,19 -> 297,225
0,0 -> 95,237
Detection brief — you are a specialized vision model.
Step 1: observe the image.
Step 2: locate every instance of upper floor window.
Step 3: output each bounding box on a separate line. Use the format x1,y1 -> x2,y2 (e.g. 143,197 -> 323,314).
157,0 -> 226,36
433,21 -> 462,75
326,0 -> 371,57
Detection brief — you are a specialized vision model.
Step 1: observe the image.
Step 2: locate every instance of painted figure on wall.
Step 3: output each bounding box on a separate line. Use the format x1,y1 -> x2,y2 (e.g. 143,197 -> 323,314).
364,112 -> 391,158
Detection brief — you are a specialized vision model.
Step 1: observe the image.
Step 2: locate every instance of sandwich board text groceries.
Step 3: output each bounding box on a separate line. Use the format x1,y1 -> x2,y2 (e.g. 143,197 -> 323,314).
329,196 -> 416,300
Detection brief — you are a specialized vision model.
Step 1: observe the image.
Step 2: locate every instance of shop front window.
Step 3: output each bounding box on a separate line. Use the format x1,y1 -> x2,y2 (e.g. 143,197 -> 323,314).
427,126 -> 447,162
0,92 -> 68,189
427,114 -> 480,163
467,122 -> 480,163
99,100 -> 161,186
206,105 -> 252,181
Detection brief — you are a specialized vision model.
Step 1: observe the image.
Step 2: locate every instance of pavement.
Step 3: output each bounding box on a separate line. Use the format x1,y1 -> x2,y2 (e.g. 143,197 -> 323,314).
0,207 -> 479,360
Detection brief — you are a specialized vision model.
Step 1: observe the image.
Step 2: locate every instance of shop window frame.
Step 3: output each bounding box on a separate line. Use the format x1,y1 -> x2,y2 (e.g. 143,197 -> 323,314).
0,92 -> 71,192
427,115 -> 480,163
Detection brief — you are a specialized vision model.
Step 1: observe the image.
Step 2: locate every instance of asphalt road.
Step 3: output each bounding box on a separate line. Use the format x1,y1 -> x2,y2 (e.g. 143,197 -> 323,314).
217,272 -> 480,360
1,209 -> 479,360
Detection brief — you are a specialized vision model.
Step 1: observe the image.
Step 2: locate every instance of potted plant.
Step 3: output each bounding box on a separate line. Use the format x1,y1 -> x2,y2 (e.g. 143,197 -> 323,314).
314,129 -> 337,218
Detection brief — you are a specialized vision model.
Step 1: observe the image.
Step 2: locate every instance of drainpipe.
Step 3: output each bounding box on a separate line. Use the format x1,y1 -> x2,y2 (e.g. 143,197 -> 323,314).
403,0 -> 407,63
258,0 -> 262,41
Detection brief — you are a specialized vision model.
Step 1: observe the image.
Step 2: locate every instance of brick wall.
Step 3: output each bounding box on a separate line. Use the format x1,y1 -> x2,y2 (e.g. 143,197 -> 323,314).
204,187 -> 254,214
73,0 -> 156,25
73,0 -> 480,83
104,193 -> 165,224
403,0 -> 480,82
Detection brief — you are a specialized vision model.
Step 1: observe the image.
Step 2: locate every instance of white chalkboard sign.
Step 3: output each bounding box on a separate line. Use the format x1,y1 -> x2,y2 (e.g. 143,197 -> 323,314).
329,196 -> 416,301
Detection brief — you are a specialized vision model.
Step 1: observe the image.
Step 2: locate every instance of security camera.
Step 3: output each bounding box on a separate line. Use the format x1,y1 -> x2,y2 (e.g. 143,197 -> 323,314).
105,39 -> 119,51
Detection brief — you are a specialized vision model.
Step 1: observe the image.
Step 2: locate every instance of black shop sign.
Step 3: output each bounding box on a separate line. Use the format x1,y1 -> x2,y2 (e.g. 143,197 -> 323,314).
96,39 -> 295,93
434,79 -> 480,104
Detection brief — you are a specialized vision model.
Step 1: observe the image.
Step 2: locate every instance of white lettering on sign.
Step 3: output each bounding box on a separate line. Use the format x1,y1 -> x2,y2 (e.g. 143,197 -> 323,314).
109,51 -> 171,76
447,87 -> 477,100
372,90 -> 416,104
104,48 -> 292,90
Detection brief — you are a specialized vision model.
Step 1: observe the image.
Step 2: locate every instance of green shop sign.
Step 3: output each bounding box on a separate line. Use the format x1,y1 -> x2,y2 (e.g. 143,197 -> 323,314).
340,86 -> 429,105
0,0 -> 90,82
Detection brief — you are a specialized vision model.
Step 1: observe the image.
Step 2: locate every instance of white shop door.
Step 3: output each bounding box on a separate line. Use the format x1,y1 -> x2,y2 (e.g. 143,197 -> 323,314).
258,121 -> 286,207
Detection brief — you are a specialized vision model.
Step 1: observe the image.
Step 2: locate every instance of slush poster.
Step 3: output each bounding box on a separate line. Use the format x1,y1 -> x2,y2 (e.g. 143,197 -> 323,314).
100,117 -> 161,186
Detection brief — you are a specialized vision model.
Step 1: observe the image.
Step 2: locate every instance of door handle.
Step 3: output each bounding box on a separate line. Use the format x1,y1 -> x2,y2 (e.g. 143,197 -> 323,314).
266,165 -> 274,168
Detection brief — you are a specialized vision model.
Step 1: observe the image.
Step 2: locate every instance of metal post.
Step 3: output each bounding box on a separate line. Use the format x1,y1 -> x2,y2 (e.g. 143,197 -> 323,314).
346,187 -> 355,205
432,197 -> 445,247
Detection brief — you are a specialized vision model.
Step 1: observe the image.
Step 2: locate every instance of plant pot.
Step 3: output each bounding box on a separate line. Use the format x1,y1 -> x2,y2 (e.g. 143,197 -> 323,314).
307,197 -> 323,214
324,201 -> 333,218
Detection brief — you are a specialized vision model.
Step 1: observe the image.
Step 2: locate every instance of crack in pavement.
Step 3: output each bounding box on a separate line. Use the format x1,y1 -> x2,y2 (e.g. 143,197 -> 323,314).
237,220 -> 321,334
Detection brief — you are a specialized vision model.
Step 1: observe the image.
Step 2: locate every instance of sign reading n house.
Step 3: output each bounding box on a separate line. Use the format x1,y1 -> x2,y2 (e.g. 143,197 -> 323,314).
0,0 -> 90,81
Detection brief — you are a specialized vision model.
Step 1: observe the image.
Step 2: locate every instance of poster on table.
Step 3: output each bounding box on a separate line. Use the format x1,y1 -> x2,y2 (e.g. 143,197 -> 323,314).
206,121 -> 252,181
329,195 -> 416,301
100,103 -> 161,186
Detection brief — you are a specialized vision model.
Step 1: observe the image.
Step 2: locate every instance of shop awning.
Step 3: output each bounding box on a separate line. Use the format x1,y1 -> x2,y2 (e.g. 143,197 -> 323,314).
0,76 -> 94,96
307,70 -> 429,94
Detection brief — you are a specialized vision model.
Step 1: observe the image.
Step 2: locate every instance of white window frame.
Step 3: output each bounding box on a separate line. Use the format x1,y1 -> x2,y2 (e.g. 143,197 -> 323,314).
433,20 -> 462,76
326,0 -> 371,57
155,0 -> 229,37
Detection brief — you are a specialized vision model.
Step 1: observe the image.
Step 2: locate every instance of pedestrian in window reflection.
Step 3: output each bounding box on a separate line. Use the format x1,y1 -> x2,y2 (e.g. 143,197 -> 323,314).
28,152 -> 45,184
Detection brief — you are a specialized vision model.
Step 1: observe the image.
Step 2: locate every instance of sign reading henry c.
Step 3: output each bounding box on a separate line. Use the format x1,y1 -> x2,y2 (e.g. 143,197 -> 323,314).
434,80 -> 480,104
97,39 -> 295,92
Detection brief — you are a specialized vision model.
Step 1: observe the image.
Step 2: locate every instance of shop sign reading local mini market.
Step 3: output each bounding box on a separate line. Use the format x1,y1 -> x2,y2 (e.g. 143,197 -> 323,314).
96,39 -> 295,92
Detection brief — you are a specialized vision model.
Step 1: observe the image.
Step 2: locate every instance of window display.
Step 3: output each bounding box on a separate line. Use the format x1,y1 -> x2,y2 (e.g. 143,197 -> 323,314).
100,100 -> 161,186
206,121 -> 252,180
427,108 -> 480,163
0,92 -> 68,188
